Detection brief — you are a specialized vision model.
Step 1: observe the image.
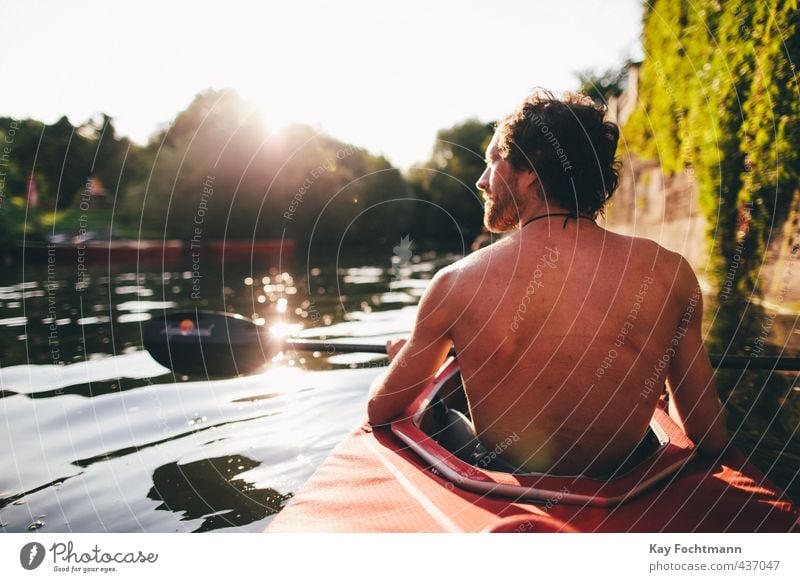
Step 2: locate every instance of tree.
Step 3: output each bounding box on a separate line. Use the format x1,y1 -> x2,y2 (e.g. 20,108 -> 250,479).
407,119 -> 494,246
576,66 -> 629,104
121,89 -> 411,252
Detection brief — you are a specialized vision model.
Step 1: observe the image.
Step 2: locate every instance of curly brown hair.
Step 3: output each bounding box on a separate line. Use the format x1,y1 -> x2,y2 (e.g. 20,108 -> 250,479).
496,90 -> 621,217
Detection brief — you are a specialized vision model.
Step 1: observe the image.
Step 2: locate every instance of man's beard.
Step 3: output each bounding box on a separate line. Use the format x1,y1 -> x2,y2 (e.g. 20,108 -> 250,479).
483,188 -> 523,233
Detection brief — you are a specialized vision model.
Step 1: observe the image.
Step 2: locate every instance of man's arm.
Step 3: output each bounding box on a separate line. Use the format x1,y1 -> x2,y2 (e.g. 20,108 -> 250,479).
367,268 -> 457,426
665,258 -> 727,455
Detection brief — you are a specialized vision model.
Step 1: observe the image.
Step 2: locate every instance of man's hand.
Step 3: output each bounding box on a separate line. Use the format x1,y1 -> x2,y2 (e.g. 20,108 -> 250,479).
386,338 -> 407,364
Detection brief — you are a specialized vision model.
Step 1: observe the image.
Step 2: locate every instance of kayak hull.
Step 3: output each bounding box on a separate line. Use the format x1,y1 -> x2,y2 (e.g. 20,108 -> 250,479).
267,360 -> 800,533
267,426 -> 798,532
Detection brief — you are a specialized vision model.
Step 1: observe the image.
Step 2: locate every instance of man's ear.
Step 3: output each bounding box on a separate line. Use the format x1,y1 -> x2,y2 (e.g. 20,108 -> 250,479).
519,168 -> 539,191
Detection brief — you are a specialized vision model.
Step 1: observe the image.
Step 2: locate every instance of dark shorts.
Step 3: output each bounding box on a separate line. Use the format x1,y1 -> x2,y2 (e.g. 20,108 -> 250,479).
430,408 -> 521,473
428,401 -> 662,477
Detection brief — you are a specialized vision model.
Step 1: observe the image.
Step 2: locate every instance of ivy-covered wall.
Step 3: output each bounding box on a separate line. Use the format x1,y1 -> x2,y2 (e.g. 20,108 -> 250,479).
625,0 -> 800,296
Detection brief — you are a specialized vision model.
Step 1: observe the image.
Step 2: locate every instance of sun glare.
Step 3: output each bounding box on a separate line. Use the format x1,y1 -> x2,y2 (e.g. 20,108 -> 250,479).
3,0 -> 642,168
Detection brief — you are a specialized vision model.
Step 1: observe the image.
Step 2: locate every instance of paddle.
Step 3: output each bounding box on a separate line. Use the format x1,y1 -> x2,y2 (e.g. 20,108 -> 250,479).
143,310 -> 800,376
142,310 -> 404,376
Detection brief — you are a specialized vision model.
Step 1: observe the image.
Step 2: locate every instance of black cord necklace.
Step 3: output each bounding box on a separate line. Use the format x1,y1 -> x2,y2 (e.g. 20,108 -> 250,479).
521,212 -> 595,230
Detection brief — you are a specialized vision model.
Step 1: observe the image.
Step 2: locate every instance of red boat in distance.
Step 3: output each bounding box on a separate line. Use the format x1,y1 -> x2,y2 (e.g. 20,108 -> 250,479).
20,239 -> 294,269
22,240 -> 185,268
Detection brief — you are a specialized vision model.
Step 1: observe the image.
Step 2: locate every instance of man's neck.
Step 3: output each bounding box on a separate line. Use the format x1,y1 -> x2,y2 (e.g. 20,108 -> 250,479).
515,200 -> 574,230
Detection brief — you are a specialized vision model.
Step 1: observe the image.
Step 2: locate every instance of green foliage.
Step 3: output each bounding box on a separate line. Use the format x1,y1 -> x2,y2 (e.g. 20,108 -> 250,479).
407,119 -> 494,246
625,0 -> 800,295
576,66 -> 629,104
1,88 -> 494,254
0,115 -> 134,211
120,90 -> 410,252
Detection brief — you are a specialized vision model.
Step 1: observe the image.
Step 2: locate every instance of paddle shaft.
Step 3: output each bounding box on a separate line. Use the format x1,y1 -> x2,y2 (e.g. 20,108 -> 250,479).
290,339 -> 800,371
144,311 -> 800,373
284,338 -> 457,358
708,355 -> 800,371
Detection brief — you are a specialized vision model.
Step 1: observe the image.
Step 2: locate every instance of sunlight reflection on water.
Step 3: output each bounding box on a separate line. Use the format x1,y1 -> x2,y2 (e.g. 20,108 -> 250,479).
0,257 -> 434,532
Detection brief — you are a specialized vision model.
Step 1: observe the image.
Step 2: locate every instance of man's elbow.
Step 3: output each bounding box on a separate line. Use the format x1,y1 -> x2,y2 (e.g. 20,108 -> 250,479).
367,396 -> 395,427
367,372 -> 394,426
694,426 -> 728,456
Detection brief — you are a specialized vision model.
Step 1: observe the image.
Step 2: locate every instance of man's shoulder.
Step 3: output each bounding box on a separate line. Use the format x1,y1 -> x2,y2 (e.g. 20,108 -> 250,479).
606,230 -> 688,267
425,247 -> 498,304
600,230 -> 699,296
427,258 -> 473,295
433,240 -> 503,278
625,236 -> 701,306
456,235 -> 517,269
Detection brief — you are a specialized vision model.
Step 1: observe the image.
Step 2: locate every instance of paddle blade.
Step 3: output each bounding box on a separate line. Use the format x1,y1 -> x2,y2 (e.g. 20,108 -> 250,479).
144,311 -> 275,376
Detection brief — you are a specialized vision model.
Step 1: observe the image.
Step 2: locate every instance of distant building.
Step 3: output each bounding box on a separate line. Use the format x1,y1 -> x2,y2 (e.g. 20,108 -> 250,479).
606,62 -> 640,127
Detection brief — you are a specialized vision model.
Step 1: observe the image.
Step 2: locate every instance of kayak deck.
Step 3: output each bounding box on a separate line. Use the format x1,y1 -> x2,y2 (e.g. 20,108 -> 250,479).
267,360 -> 800,532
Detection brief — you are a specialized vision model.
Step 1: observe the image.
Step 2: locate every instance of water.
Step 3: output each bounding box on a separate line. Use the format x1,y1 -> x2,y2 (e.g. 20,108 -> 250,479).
1,251 -> 798,532
0,250 -> 445,532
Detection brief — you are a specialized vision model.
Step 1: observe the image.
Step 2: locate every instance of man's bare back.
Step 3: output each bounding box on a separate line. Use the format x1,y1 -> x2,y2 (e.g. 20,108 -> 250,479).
444,220 -> 698,474
367,91 -> 726,474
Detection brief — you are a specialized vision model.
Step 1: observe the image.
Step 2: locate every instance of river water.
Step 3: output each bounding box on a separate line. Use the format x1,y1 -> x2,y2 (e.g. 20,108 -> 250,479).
0,249 -> 798,532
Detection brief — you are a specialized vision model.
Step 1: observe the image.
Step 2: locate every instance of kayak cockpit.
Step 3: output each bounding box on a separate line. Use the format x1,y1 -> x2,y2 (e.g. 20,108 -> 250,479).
390,357 -> 696,507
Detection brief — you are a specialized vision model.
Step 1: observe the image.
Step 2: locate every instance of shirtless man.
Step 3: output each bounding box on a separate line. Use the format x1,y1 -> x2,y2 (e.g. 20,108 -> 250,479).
368,91 -> 727,475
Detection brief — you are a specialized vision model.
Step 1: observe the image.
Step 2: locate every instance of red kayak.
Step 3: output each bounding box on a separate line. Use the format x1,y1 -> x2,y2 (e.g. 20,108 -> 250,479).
267,358 -> 800,532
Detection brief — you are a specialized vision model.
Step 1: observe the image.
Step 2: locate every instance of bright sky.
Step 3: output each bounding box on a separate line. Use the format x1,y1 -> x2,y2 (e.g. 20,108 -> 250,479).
2,0 -> 642,169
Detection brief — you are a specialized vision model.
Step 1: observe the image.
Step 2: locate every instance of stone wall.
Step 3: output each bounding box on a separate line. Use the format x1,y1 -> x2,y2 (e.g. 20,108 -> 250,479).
601,158 -> 800,308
